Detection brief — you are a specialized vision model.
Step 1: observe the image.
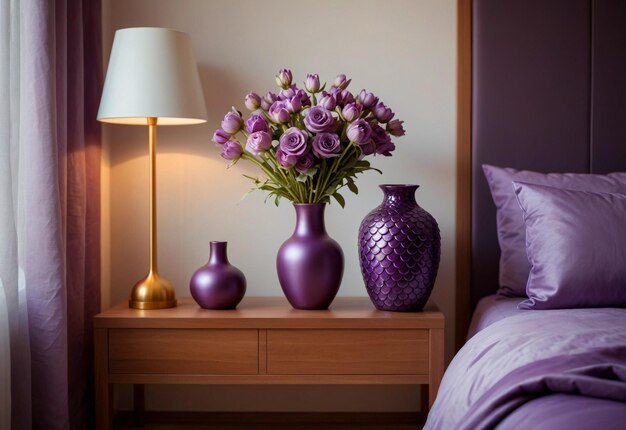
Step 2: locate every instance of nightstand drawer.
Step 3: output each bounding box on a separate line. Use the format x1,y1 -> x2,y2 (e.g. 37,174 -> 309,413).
267,329 -> 428,375
109,329 -> 258,374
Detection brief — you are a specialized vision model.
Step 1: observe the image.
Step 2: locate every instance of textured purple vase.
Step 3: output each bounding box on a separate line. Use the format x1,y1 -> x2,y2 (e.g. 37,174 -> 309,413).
189,241 -> 246,309
277,203 -> 344,310
358,185 -> 441,311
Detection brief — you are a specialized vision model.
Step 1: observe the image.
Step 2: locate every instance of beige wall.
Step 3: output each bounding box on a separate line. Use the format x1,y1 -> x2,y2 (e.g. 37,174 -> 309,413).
102,0 -> 456,412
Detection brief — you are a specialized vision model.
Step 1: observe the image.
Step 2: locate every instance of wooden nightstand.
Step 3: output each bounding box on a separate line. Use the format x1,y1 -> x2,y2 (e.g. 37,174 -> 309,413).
94,297 -> 445,429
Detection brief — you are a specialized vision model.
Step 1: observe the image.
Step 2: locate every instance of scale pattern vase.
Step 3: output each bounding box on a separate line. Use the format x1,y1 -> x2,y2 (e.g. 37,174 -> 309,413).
358,185 -> 441,311
277,203 -> 344,310
189,241 -> 246,309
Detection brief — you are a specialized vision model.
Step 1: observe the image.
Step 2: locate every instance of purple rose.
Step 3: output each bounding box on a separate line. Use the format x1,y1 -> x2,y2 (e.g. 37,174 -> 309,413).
304,106 -> 335,133
261,91 -> 278,110
386,119 -> 405,137
346,119 -> 372,144
279,127 -> 308,156
339,89 -> 355,106
246,131 -> 272,155
269,101 -> 290,124
212,128 -> 230,145
285,95 -> 302,113
312,133 -> 342,158
244,92 -> 261,110
296,89 -> 312,108
318,92 -> 337,110
371,124 -> 395,156
245,114 -> 268,133
221,112 -> 243,134
278,87 -> 297,101
305,74 -> 320,92
295,153 -> 315,173
276,148 -> 297,168
377,140 -> 395,156
331,87 -> 354,107
373,101 -> 394,123
275,68 -> 292,89
221,140 -> 243,160
342,102 -> 363,122
358,139 -> 376,156
358,90 -> 378,108
332,74 -> 351,90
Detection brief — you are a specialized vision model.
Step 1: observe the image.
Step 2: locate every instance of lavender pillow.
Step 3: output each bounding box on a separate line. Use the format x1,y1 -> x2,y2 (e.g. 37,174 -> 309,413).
482,165 -> 626,297
514,182 -> 626,310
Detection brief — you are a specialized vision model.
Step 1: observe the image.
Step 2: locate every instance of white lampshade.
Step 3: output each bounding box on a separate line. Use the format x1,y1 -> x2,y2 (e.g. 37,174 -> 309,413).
98,27 -> 207,125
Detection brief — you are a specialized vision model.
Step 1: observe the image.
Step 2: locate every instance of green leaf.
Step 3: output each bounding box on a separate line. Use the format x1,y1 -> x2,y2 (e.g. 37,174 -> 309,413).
296,167 -> 318,183
238,188 -> 256,204
242,174 -> 261,184
332,192 -> 346,208
347,180 -> 358,195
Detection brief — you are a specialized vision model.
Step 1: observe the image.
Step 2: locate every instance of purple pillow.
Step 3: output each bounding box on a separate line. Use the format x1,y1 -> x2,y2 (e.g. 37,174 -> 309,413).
482,165 -> 626,297
514,182 -> 626,310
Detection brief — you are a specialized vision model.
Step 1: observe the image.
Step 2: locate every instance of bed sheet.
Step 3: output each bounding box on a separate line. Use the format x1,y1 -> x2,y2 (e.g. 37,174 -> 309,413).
425,307 -> 626,429
466,294 -> 524,339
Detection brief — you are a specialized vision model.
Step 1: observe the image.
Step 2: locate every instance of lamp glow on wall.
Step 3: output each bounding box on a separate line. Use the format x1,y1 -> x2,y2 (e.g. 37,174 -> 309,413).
98,27 -> 207,309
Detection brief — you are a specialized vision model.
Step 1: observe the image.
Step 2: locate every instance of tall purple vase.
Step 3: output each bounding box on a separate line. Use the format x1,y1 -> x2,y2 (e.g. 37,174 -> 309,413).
189,241 -> 246,309
359,185 -> 441,311
277,203 -> 344,310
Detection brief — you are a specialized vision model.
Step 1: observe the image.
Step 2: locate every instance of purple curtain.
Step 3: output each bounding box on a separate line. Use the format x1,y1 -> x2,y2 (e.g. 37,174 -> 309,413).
1,0 -> 102,428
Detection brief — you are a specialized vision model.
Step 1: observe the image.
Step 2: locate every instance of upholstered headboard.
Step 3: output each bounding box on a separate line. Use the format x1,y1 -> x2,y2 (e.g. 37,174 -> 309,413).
457,0 -> 626,343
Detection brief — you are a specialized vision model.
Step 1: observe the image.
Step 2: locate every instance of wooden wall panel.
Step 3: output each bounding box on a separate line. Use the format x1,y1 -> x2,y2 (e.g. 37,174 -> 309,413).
590,0 -> 626,174
470,0 -> 592,309
461,0 -> 626,347
456,0 -> 473,349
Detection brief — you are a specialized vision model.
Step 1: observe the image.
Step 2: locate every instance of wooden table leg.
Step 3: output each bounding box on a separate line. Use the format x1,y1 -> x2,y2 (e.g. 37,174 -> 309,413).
95,328 -> 112,430
428,328 -> 445,408
419,384 -> 429,423
133,384 -> 145,427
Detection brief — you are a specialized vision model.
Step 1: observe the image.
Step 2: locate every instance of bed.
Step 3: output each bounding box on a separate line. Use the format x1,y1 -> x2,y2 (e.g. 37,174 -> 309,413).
425,1 -> 626,428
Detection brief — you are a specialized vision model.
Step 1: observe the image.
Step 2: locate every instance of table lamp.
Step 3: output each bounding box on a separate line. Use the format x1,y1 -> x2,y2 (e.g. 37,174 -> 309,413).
98,27 -> 207,309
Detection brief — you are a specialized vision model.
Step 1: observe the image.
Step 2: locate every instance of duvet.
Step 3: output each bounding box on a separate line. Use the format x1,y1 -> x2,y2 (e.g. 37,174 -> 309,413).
425,308 -> 626,429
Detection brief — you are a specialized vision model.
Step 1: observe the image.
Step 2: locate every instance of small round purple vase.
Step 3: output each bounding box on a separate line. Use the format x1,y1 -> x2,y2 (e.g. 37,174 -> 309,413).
277,203 -> 344,310
190,241 -> 246,309
358,185 -> 441,312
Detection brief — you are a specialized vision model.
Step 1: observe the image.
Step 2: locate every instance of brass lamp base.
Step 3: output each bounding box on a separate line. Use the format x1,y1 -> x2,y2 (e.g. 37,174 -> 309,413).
129,271 -> 177,309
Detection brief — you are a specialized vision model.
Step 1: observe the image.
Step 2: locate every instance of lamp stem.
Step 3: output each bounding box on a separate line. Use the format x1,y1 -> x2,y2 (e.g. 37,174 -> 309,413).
127,116 -> 176,309
148,116 -> 158,274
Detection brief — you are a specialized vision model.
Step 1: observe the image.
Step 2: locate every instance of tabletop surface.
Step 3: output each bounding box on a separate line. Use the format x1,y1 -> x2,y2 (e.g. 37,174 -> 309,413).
94,297 -> 444,329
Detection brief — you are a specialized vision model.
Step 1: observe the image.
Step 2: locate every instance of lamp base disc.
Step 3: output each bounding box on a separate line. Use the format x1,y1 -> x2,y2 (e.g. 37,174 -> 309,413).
129,272 -> 177,310
129,299 -> 177,310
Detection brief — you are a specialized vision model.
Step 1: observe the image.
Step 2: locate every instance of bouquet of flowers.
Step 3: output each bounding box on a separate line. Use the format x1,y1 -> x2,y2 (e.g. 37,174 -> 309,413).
212,69 -> 405,207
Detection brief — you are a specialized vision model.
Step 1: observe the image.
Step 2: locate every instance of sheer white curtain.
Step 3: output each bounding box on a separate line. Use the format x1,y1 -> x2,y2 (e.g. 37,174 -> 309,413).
1,0 -> 102,428
1,0 -> 29,428
0,0 -> 33,428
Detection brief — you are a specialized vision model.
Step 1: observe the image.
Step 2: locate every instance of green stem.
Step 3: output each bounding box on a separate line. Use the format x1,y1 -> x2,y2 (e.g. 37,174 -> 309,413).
280,165 -> 302,202
308,176 -> 314,203
241,153 -> 300,201
265,152 -> 307,203
289,169 -> 306,202
317,144 -> 354,202
313,160 -> 326,203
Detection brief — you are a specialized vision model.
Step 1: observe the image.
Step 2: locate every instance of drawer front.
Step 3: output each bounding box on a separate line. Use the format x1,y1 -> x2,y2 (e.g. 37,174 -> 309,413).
267,329 -> 428,375
109,329 -> 258,374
